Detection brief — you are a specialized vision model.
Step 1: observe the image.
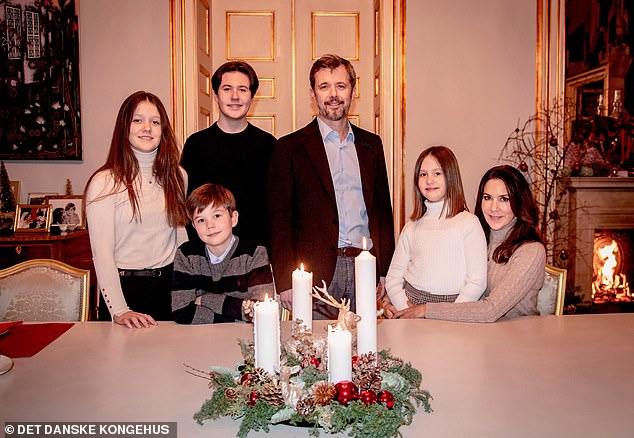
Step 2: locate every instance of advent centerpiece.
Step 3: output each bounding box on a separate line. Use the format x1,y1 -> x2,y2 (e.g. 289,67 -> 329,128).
192,284 -> 433,437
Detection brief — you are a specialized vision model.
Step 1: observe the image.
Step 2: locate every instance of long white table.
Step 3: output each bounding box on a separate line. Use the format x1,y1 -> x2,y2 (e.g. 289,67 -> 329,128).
1,315 -> 633,437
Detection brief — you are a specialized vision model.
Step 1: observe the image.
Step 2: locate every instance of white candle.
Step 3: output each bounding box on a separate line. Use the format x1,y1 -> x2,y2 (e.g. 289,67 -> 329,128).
355,237 -> 377,356
292,264 -> 313,330
328,324 -> 352,383
254,295 -> 280,375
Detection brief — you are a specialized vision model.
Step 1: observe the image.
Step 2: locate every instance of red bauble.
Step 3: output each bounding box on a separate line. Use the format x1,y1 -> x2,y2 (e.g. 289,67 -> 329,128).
334,381 -> 359,406
309,356 -> 321,367
358,389 -> 377,405
378,390 -> 395,409
248,391 -> 259,407
239,373 -> 252,385
518,161 -> 529,172
549,137 -> 558,147
559,250 -> 569,261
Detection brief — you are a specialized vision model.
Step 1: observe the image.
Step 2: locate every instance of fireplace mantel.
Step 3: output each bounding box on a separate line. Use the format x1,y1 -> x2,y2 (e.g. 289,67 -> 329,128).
559,177 -> 634,303
563,177 -> 634,190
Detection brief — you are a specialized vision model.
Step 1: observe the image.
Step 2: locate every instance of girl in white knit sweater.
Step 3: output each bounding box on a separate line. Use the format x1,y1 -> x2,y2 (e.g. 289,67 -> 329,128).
85,92 -> 188,329
384,146 -> 487,311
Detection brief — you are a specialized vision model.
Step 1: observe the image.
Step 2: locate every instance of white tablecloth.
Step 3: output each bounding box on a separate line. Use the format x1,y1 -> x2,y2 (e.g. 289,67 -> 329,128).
1,315 -> 633,437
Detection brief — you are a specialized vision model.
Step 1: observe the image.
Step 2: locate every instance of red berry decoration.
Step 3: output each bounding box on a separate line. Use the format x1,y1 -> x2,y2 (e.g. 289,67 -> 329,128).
518,161 -> 528,172
559,250 -> 569,261
248,391 -> 259,407
359,389 -> 377,406
334,381 -> 358,406
548,210 -> 559,220
309,356 -> 321,367
239,373 -> 252,385
378,390 -> 395,409
549,137 -> 558,147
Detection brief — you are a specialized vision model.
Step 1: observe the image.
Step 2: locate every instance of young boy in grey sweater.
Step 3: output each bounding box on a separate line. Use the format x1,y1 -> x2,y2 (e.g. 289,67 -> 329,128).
171,183 -> 273,324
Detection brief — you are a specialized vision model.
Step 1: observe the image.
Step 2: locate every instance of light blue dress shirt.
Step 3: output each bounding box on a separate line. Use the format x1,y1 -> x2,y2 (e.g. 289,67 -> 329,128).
206,234 -> 236,264
317,118 -> 372,250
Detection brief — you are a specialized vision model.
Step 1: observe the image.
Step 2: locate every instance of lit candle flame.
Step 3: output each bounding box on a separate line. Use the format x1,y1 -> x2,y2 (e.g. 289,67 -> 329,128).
362,237 -> 367,251
300,263 -> 304,272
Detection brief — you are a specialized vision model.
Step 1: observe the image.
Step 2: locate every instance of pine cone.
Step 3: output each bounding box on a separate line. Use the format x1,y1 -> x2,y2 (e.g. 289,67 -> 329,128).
224,387 -> 238,401
378,354 -> 404,372
311,381 -> 336,406
353,352 -> 382,392
260,381 -> 285,407
252,367 -> 273,384
296,397 -> 315,417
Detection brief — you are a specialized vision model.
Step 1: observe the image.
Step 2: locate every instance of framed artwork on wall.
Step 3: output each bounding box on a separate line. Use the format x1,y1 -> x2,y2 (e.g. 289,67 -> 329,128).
0,0 -> 82,160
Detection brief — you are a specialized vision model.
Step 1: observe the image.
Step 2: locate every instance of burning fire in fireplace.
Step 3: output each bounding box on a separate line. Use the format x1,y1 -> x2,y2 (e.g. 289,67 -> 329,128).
592,235 -> 631,304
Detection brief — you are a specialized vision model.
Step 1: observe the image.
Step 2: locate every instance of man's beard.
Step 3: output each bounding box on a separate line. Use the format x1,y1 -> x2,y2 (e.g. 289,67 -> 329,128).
318,98 -> 349,121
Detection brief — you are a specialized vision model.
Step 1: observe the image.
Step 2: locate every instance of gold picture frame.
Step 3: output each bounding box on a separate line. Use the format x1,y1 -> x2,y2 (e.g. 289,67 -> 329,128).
27,192 -> 58,205
14,204 -> 52,233
45,195 -> 85,230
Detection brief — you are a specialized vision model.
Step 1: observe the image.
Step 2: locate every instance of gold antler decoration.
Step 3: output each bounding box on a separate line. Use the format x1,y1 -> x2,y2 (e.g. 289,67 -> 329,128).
312,281 -> 361,349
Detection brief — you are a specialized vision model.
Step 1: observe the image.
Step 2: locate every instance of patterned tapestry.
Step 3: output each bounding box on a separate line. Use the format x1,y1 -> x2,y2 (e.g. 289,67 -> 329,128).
0,0 -> 81,160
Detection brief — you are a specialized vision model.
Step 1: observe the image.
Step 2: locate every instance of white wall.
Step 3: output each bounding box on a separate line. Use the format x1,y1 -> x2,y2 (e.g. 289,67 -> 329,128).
5,0 -> 171,202
405,0 -> 536,215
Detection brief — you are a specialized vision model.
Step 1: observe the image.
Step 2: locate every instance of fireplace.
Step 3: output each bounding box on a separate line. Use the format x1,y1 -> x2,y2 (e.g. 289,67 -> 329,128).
560,177 -> 634,305
592,229 -> 632,303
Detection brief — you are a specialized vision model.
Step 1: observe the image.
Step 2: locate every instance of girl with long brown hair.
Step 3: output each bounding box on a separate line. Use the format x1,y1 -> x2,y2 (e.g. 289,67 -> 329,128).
383,146 -> 487,311
85,91 -> 188,328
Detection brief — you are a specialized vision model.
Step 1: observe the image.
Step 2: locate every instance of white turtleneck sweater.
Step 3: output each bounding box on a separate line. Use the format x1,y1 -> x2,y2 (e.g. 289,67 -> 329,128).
85,148 -> 187,317
386,200 -> 488,310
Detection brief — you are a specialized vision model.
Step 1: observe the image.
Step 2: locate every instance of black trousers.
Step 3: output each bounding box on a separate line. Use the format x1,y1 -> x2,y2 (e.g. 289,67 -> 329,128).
98,264 -> 174,321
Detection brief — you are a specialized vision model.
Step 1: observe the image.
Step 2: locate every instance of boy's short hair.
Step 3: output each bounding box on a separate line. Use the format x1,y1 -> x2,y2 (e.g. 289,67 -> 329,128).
211,61 -> 259,97
185,183 -> 236,221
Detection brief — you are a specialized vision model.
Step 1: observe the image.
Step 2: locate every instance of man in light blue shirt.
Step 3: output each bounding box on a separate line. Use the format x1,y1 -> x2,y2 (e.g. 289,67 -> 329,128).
319,117 -> 372,251
268,54 -> 395,319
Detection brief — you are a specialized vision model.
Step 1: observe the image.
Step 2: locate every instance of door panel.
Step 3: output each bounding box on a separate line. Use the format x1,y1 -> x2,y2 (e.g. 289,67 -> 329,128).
210,0 -> 292,137
172,0 -> 402,231
196,0 -> 213,129
294,0 -> 374,132
207,0 -> 373,138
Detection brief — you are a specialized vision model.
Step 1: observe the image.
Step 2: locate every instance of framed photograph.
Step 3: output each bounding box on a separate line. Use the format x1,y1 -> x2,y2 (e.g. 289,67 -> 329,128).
14,204 -> 52,232
9,181 -> 20,204
27,192 -> 58,205
45,195 -> 85,229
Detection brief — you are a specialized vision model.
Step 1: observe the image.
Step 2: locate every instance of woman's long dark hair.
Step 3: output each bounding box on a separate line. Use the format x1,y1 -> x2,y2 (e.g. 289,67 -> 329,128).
85,91 -> 187,227
474,165 -> 542,263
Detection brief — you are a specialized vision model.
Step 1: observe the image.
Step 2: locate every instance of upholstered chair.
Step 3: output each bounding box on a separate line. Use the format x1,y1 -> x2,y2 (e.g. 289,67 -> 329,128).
0,259 -> 89,322
537,264 -> 567,316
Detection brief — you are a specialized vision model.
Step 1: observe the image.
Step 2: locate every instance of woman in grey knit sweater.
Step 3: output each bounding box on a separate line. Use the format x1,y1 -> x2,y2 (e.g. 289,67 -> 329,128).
385,165 -> 545,322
